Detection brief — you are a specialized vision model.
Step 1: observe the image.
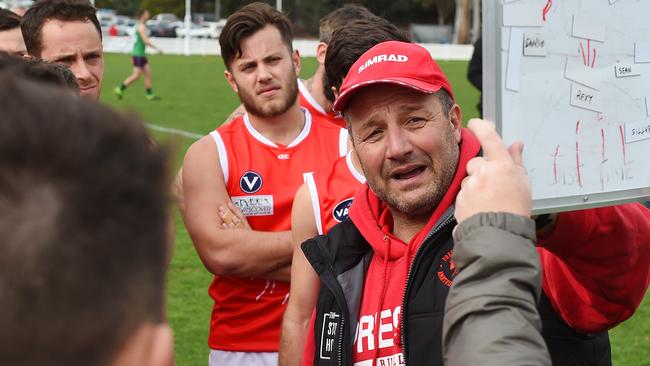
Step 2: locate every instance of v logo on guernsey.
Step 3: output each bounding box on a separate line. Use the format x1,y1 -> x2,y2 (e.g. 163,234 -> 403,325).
240,171 -> 263,194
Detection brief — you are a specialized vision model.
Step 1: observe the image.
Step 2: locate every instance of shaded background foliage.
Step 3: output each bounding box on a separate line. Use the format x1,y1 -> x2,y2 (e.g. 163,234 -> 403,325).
96,0 -> 457,37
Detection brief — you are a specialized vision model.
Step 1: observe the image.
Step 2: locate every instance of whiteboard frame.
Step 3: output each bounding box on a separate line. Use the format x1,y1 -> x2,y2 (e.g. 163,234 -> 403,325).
482,1 -> 650,214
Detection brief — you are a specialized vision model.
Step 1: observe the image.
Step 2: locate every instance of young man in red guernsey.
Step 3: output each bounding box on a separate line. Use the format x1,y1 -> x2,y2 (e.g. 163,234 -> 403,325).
182,3 -> 347,365
172,5 -> 374,213
220,4 -> 376,129
279,18 -> 411,366
301,41 -> 650,366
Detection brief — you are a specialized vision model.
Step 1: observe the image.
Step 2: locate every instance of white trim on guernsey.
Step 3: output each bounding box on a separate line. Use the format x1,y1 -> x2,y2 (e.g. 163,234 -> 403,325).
303,172 -> 324,235
287,108 -> 312,148
243,109 -> 313,148
346,151 -> 366,184
339,129 -> 349,157
243,114 -> 277,147
209,131 -> 229,183
298,79 -> 327,114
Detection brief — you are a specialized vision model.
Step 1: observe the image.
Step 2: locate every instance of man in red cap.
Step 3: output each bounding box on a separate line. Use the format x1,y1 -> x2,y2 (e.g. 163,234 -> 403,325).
300,41 -> 650,366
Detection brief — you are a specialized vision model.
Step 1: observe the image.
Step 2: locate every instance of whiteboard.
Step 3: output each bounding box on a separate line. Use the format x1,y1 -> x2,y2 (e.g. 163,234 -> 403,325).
484,0 -> 650,213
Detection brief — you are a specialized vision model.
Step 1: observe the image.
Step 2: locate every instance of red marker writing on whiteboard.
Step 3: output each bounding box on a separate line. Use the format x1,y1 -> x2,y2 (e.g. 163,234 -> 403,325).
543,0 -> 553,21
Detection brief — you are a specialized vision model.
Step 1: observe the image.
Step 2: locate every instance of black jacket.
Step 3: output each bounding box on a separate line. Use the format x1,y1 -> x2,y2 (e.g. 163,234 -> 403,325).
302,210 -> 611,366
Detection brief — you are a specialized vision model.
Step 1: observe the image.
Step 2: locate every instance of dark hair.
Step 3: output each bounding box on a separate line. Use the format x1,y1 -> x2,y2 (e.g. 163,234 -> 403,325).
0,8 -> 21,31
319,4 -> 375,44
0,51 -> 79,92
324,17 -> 410,102
219,2 -> 293,70
21,0 -> 102,57
0,73 -> 169,366
136,8 -> 148,18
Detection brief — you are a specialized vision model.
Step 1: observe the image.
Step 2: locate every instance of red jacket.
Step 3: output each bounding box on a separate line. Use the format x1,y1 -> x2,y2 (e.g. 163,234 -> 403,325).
538,204 -> 650,333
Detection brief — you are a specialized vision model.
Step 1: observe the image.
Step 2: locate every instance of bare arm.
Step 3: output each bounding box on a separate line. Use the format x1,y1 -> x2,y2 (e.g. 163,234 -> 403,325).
138,24 -> 160,52
182,135 -> 293,278
279,184 -> 322,366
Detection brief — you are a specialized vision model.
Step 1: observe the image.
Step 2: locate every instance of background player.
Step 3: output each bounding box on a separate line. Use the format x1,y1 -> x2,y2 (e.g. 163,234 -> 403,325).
114,9 -> 162,101
0,72 -> 173,366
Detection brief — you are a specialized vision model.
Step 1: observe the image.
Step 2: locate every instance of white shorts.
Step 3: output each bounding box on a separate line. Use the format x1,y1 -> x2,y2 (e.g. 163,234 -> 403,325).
209,349 -> 278,366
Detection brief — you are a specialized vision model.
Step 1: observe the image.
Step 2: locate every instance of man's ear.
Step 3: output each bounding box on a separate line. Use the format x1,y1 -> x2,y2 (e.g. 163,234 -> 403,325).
316,42 -> 327,65
449,104 -> 463,143
331,86 -> 339,99
224,70 -> 238,93
292,49 -> 301,76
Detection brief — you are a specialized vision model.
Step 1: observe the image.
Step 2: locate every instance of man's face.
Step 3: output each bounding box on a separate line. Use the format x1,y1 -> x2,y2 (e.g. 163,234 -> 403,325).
347,84 -> 462,218
39,19 -> 103,99
225,25 -> 300,118
0,27 -> 26,56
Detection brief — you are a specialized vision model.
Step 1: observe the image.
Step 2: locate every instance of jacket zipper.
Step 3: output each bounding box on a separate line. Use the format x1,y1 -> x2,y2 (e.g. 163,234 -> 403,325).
337,315 -> 345,366
400,215 -> 456,365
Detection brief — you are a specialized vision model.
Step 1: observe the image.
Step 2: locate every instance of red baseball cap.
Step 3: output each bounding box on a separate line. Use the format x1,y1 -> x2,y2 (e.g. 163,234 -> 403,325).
333,41 -> 455,113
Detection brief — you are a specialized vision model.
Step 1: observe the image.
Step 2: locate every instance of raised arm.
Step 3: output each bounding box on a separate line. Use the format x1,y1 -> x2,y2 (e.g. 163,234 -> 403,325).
445,119 -> 550,366
279,183 -> 322,366
182,135 -> 293,278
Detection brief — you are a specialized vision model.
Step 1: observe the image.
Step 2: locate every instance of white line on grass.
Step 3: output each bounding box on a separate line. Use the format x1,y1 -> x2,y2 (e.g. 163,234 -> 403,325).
147,123 -> 203,140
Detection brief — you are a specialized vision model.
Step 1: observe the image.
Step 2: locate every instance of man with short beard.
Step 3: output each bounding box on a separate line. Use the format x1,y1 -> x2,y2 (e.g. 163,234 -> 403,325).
21,0 -> 104,99
301,41 -> 650,366
181,3 -> 348,365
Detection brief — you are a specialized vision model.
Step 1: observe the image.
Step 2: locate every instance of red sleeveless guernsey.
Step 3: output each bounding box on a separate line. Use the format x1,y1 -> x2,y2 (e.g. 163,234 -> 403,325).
303,152 -> 366,235
298,79 -> 346,129
207,109 -> 348,352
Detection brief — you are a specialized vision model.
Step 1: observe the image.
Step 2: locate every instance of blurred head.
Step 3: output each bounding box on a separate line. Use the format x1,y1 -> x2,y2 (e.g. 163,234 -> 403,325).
22,0 -> 103,99
319,4 -> 375,44
0,73 -> 173,366
220,2 -> 300,118
336,41 -> 461,219
324,17 -> 409,103
0,52 -> 80,93
137,9 -> 150,22
0,9 -> 26,55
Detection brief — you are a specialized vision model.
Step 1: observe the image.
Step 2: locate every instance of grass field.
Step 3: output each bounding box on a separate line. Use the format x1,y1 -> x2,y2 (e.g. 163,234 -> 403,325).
100,53 -> 649,366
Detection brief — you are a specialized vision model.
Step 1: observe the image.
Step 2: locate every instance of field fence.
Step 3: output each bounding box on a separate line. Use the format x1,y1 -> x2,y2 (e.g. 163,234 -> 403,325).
103,36 -> 474,61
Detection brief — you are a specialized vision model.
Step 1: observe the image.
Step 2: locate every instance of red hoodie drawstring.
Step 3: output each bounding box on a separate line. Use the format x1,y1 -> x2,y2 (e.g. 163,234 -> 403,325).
372,232 -> 391,364
395,236 -> 415,349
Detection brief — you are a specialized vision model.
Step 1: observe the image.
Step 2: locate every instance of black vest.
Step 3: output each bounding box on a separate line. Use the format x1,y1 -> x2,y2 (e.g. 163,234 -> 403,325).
302,218 -> 611,366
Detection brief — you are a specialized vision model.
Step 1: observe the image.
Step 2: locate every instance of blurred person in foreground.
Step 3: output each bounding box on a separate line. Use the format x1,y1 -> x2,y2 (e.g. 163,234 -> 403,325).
21,0 -> 104,99
0,72 -> 173,366
0,51 -> 79,93
0,8 -> 26,55
114,9 -> 162,101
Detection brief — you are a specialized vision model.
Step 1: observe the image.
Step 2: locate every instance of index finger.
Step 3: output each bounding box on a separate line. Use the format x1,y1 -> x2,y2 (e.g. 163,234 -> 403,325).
468,118 -> 510,161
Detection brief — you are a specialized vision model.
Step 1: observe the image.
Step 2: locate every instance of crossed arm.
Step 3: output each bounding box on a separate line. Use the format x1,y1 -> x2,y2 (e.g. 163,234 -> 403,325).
182,135 -> 292,279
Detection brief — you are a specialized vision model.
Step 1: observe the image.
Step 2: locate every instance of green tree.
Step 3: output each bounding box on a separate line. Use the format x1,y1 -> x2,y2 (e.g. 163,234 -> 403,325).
141,0 -> 185,17
95,0 -> 140,15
